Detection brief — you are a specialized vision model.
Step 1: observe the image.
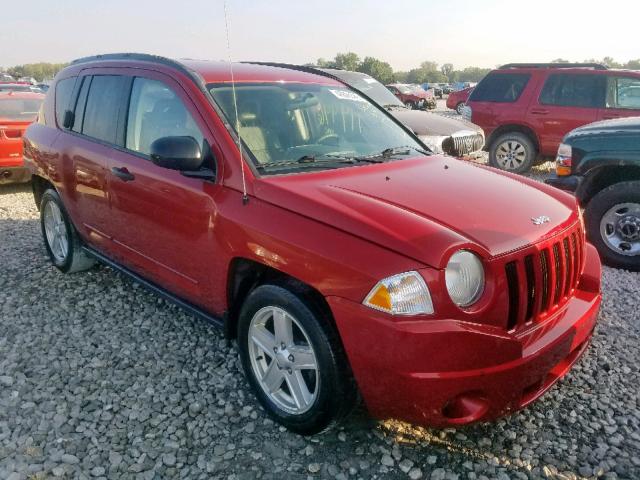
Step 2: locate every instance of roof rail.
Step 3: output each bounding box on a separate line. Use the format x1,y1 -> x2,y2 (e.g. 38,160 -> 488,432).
70,52 -> 186,68
499,62 -> 608,70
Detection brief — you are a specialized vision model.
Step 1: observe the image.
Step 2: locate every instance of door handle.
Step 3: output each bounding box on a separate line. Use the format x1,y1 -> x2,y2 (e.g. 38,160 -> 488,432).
530,109 -> 549,115
111,166 -> 135,182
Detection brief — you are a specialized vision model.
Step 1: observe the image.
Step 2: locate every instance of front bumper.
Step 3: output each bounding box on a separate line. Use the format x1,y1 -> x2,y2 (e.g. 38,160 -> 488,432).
0,165 -> 30,184
328,243 -> 601,427
545,174 -> 580,193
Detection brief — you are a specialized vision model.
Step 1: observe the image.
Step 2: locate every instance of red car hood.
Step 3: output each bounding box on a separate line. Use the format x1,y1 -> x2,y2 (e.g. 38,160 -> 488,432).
254,156 -> 578,268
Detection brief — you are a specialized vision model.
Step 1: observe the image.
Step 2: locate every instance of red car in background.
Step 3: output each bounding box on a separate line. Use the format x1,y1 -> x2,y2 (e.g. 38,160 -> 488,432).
0,91 -> 44,184
464,63 -> 640,173
447,86 -> 474,115
24,54 -> 601,434
386,83 -> 435,110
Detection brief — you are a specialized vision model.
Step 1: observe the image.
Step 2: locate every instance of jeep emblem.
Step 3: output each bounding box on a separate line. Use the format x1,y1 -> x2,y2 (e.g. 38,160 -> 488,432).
531,215 -> 551,225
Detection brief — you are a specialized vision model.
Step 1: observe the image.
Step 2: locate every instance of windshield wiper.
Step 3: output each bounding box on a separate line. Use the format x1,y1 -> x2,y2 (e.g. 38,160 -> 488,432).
355,145 -> 428,161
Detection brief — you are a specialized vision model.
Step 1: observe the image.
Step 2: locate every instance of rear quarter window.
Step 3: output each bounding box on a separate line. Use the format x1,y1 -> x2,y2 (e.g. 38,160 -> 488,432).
469,73 -> 531,103
55,77 -> 76,127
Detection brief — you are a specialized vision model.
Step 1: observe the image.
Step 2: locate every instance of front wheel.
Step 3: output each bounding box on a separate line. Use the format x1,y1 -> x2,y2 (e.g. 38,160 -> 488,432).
404,101 -> 415,110
40,189 -> 95,273
489,132 -> 536,173
237,284 -> 356,435
585,181 -> 640,271
455,102 -> 465,115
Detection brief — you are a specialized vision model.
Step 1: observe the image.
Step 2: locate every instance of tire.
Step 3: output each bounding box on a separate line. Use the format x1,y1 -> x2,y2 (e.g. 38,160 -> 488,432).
585,181 -> 640,271
455,102 -> 465,115
404,101 -> 414,110
237,284 -> 357,435
489,132 -> 536,174
40,189 -> 96,273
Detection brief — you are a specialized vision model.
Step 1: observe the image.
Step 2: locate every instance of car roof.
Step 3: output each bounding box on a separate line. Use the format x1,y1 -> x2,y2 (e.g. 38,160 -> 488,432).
66,53 -> 342,86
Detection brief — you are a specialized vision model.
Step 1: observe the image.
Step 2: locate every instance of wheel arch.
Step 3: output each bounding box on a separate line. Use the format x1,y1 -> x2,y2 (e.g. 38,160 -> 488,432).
486,124 -> 540,153
578,164 -> 640,205
225,257 -> 337,341
31,175 -> 56,210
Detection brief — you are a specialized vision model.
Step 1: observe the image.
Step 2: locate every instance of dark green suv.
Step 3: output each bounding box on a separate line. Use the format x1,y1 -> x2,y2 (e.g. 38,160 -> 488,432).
547,117 -> 640,271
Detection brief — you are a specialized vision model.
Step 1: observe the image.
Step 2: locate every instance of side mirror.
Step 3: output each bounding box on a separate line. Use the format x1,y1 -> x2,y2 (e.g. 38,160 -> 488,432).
150,136 -> 203,172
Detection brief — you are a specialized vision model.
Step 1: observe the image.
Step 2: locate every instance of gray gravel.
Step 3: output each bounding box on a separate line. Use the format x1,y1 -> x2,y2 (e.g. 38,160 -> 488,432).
1,166 -> 639,480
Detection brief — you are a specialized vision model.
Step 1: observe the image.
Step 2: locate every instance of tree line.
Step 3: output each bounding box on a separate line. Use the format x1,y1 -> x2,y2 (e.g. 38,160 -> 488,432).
3,55 -> 640,85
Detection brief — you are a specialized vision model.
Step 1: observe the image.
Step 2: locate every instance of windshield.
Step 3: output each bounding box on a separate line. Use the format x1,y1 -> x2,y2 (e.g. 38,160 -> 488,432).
208,82 -> 424,174
325,71 -> 403,107
0,98 -> 43,121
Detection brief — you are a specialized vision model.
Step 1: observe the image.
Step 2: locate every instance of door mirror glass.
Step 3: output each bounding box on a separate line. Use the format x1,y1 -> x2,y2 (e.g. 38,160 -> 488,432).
150,136 -> 203,171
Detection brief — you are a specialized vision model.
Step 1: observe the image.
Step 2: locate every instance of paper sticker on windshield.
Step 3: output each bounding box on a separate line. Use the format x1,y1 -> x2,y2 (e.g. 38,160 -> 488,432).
329,89 -> 367,102
363,77 -> 377,84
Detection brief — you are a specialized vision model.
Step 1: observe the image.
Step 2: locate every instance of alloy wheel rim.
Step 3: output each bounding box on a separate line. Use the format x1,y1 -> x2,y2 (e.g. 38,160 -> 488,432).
496,140 -> 527,170
600,202 -> 640,256
248,306 -> 319,415
43,201 -> 69,262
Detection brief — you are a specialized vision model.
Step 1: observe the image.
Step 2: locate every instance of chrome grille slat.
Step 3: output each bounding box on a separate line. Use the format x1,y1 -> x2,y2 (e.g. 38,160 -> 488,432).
450,133 -> 484,156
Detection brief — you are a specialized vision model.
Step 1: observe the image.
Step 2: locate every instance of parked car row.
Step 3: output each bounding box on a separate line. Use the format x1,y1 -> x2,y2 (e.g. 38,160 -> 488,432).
385,83 -> 436,110
21,53 -> 602,435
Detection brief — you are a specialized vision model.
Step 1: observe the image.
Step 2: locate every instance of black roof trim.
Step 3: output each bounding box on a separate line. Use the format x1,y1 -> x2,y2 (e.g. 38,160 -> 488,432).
499,63 -> 608,71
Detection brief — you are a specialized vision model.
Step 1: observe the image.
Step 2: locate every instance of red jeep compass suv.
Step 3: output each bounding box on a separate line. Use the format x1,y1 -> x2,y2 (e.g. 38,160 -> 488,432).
465,63 -> 640,173
24,54 -> 601,434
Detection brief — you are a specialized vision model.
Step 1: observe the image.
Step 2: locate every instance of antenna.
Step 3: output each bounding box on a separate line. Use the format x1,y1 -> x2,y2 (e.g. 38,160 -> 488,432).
223,0 -> 249,205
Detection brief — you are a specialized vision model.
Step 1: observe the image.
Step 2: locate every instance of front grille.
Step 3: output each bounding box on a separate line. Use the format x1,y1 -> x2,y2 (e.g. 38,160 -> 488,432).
504,225 -> 584,331
449,132 -> 484,156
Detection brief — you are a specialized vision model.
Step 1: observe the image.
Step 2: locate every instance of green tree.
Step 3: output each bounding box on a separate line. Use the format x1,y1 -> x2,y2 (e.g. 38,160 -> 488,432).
333,52 -> 361,72
357,56 -> 395,84
6,62 -> 67,82
625,59 -> 640,70
441,63 -> 454,80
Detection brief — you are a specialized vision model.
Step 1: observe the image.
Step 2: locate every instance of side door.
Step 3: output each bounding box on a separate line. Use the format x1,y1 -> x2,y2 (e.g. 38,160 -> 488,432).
529,73 -> 604,155
55,73 -> 129,255
598,75 -> 640,121
106,72 -> 221,309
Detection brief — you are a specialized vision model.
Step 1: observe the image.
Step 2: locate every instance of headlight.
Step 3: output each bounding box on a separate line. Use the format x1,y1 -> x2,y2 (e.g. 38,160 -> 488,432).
555,143 -> 572,176
419,135 -> 448,154
445,250 -> 485,307
363,271 -> 434,315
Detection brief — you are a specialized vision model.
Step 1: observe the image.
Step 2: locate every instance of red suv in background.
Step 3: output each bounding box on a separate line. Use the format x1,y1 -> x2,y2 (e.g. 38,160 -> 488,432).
0,91 -> 44,184
464,63 -> 640,173
24,54 -> 601,434
446,86 -> 473,115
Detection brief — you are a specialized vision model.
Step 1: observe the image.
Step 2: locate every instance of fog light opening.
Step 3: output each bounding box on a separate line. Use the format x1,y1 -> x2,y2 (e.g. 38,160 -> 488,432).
442,392 -> 489,424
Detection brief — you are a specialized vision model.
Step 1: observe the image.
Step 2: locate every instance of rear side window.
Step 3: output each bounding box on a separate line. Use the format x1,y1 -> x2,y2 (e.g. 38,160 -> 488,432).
71,76 -> 91,133
55,77 -> 76,127
469,73 -> 530,103
539,74 -> 605,108
606,76 -> 640,109
82,75 -> 128,144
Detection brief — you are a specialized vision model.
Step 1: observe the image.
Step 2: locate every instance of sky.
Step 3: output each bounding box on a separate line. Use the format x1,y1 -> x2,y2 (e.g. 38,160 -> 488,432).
1,0 -> 638,71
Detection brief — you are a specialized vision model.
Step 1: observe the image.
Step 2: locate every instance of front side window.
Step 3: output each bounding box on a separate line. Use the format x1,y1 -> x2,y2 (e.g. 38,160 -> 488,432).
82,75 -> 128,144
539,73 -> 605,108
0,97 -> 43,121
126,78 -> 204,156
470,73 -> 530,103
55,77 -> 76,126
208,82 -> 424,174
606,76 -> 640,109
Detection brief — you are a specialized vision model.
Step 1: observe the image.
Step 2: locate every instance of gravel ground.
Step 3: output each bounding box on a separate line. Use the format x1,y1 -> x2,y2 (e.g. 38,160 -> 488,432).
1,154 -> 639,480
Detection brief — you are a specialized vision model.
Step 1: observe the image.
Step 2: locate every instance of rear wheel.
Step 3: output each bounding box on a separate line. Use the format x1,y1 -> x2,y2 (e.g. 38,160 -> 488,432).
405,101 -> 415,110
40,189 -> 95,273
237,284 -> 356,434
585,181 -> 640,271
489,132 -> 536,173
